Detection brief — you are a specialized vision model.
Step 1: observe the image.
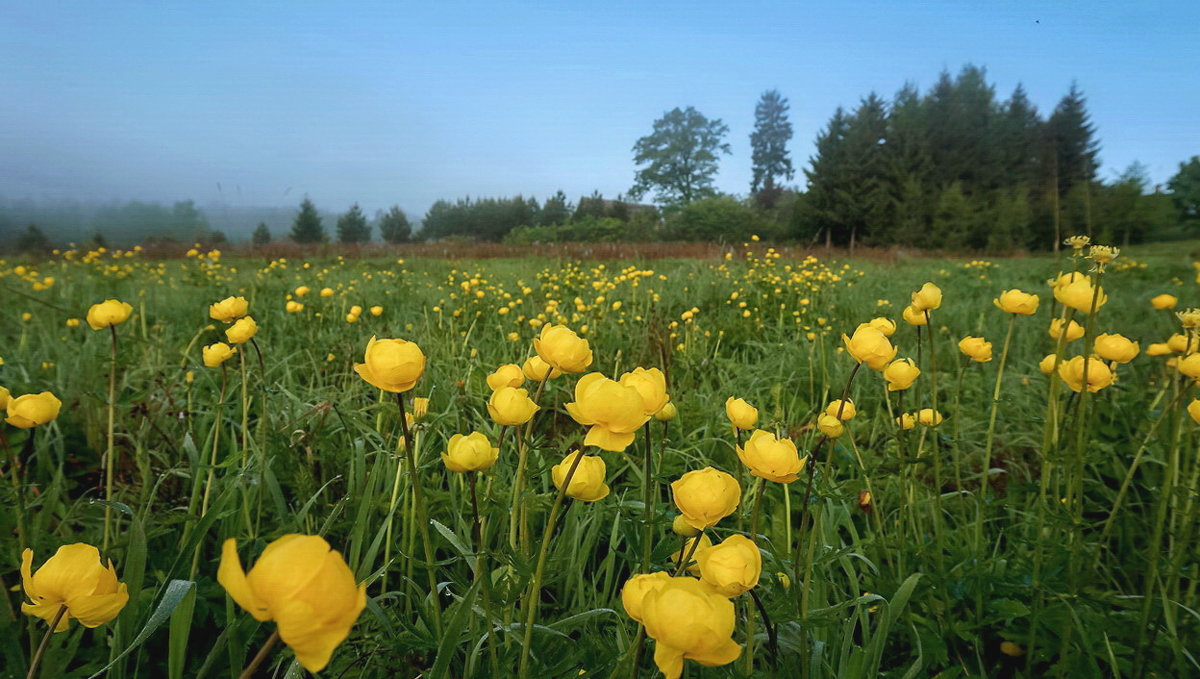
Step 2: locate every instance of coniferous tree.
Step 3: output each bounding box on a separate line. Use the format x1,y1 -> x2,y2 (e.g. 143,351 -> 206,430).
750,90 -> 795,206
1168,156 -> 1200,230
377,205 -> 412,243
291,198 -> 326,243
252,222 -> 271,245
17,224 -> 51,253
336,203 -> 371,243
804,108 -> 852,246
539,190 -> 572,226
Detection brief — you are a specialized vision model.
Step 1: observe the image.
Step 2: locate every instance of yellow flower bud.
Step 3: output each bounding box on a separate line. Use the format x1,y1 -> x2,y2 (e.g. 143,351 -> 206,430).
86,299 -> 133,330
1053,277 -> 1107,314
883,358 -> 920,391
522,355 -> 562,381
865,317 -> 896,337
218,536 -> 365,672
896,413 -> 916,430
916,409 -> 944,426
1039,354 -> 1059,375
369,305 -> 383,316
910,282 -> 942,311
1150,294 -> 1178,310
441,432 -> 499,473
202,342 -> 237,368
6,391 -> 62,428
655,401 -> 679,422
487,364 -> 525,391
225,316 -> 258,344
532,323 -> 593,373
696,534 -> 762,597
551,451 -> 610,502
20,544 -> 129,632
958,336 -> 993,363
671,467 -> 741,530
294,286 -> 310,297
1048,318 -> 1085,342
902,305 -> 928,326
817,414 -> 844,438
724,397 -> 758,430
353,336 -> 425,393
671,514 -> 699,537
824,399 -> 856,421
621,571 -> 672,623
487,387 -> 539,426
736,429 -> 806,483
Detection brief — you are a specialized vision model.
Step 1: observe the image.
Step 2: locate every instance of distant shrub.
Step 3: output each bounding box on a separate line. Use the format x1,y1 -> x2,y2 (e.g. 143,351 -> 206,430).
663,196 -> 771,242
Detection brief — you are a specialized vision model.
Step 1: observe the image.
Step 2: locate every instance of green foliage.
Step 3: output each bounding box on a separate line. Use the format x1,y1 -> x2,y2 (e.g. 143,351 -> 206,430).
629,106 -> 731,205
377,205 -> 412,244
1168,156 -> 1200,229
504,216 -> 641,243
663,195 -> 767,241
16,223 -> 52,253
336,203 -> 371,244
750,89 -> 795,199
251,222 -> 271,246
290,197 -> 327,243
421,195 -> 539,241
538,190 -> 572,227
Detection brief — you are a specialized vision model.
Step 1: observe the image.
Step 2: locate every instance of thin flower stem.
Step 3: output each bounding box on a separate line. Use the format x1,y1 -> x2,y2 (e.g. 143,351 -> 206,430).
469,472 -> 501,676
237,629 -> 280,679
977,315 -> 1016,542
396,391 -> 443,635
510,366 -> 553,554
518,449 -> 586,678
640,421 -> 655,573
672,527 -> 706,577
26,605 -> 68,679
103,325 -> 118,552
744,477 -> 767,674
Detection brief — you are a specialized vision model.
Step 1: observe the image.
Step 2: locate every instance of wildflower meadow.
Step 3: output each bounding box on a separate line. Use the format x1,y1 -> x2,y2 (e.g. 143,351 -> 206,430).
3,239 -> 1200,678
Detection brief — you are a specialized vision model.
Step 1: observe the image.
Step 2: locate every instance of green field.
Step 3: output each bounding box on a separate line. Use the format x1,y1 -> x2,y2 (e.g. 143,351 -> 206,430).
3,241 -> 1200,678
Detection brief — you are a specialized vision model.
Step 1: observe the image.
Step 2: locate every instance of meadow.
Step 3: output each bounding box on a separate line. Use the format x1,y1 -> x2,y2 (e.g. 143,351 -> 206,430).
2,239 -> 1199,678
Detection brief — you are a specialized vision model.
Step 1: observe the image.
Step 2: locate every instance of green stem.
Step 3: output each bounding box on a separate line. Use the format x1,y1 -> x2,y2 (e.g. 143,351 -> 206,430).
641,421 -> 655,573
237,629 -> 280,679
470,472 -> 501,677
397,391 -> 443,635
102,325 -> 118,552
25,605 -> 67,679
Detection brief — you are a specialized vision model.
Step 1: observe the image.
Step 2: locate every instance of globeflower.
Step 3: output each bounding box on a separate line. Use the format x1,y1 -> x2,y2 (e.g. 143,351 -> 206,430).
621,572 -> 673,623
86,299 -> 133,330
883,358 -> 920,391
724,397 -> 758,430
669,534 -> 713,575
209,296 -> 249,322
1094,333 -> 1139,364
354,336 -> 426,393
486,364 -> 524,390
21,544 -> 128,632
958,336 -> 993,363
655,402 -> 678,422
916,409 -> 944,426
695,534 -> 762,597
901,305 -> 928,326
522,355 -> 562,381
842,325 -> 897,370
219,536 -> 365,672
824,399 -> 856,421
565,373 -> 650,452
864,317 -> 897,337
993,289 -> 1039,315
1054,277 -> 1107,314
1048,318 -> 1085,342
736,429 -> 806,483
619,367 -> 671,416
441,432 -> 499,473
1151,294 -> 1178,310
225,316 -> 258,344
671,467 -> 741,530
640,577 -> 742,679
6,391 -> 62,428
551,451 -> 609,502
910,282 -> 943,311
1057,356 -> 1116,393
532,324 -> 593,373
816,414 -> 844,438
487,387 -> 539,425
202,342 -> 237,368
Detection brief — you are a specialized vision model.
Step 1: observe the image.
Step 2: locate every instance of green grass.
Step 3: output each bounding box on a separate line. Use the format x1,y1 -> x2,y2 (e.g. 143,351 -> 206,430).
2,244 -> 1199,678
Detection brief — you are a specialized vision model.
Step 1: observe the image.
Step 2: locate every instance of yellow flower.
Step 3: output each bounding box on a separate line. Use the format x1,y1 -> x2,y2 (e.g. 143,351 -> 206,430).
1089,244 -> 1119,265
1146,342 -> 1173,357
621,572 -> 673,623
865,317 -> 896,337
824,399 -> 856,421
441,432 -> 499,473
286,301 -> 304,313
6,392 -> 62,428
993,289 -> 1039,315
655,402 -> 679,422
522,355 -> 562,381
671,514 -> 699,537
1167,333 -> 1191,354
736,429 -> 806,483
1150,294 -> 1178,310
86,299 -> 133,330
320,287 -> 334,297
209,296 -> 249,322
65,318 -> 81,328
225,316 -> 258,344
1048,318 -> 1085,342
411,397 -> 430,421
671,467 -> 741,530
21,544 -> 129,632
562,375 -> 647,453
1039,354 -> 1058,375
1178,308 -> 1200,330
369,305 -> 383,316
916,409 -> 944,426
551,451 -> 610,502
817,414 -> 844,438
619,367 -> 671,416
842,325 -> 897,370
640,577 -> 742,679
1188,399 -> 1200,425
896,413 -> 916,430
353,336 -> 426,393
910,282 -> 943,311
1064,235 -> 1090,250
294,285 -> 310,297
883,358 -> 920,391
1177,353 -> 1200,379
487,386 -> 540,426
1094,333 -> 1139,364
202,342 -> 237,368
532,323 -> 593,373
1053,277 -> 1107,314
219,536 -> 365,672
486,364 -> 524,390
724,397 -> 758,430
958,336 -> 993,363
696,534 -> 762,597
1057,356 -> 1116,392
901,305 -> 928,326
0,385 -> 9,409
669,534 -> 712,576
1000,641 -> 1025,657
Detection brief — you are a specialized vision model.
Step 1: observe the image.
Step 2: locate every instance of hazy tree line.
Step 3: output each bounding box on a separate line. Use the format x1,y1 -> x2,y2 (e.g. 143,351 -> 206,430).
4,63 -> 1200,252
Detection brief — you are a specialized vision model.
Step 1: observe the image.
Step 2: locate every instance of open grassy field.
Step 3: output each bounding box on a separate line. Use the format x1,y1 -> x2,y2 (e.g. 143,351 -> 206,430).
2,240 -> 1199,678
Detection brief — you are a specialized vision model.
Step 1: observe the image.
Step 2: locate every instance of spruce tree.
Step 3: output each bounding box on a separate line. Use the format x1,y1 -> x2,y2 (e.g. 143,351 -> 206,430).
336,203 -> 371,243
252,222 -> 271,245
291,198 -> 326,243
377,205 -> 411,243
750,90 -> 795,204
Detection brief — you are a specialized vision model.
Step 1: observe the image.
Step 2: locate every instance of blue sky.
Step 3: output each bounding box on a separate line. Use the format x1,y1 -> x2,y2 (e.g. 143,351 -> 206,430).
1,1 -> 1197,218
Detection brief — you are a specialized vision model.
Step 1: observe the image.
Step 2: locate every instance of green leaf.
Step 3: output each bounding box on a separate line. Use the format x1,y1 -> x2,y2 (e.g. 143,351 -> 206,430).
87,579 -> 196,679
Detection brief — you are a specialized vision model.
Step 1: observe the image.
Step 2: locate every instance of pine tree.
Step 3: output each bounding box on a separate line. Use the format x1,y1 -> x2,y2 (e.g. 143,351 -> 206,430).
539,190 -> 572,226
377,205 -> 412,243
931,182 -> 972,250
290,198 -> 326,243
1047,83 -> 1100,239
1167,156 -> 1200,230
750,90 -> 795,205
252,222 -> 271,245
336,203 -> 371,243
17,224 -> 51,253
804,108 -> 852,247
